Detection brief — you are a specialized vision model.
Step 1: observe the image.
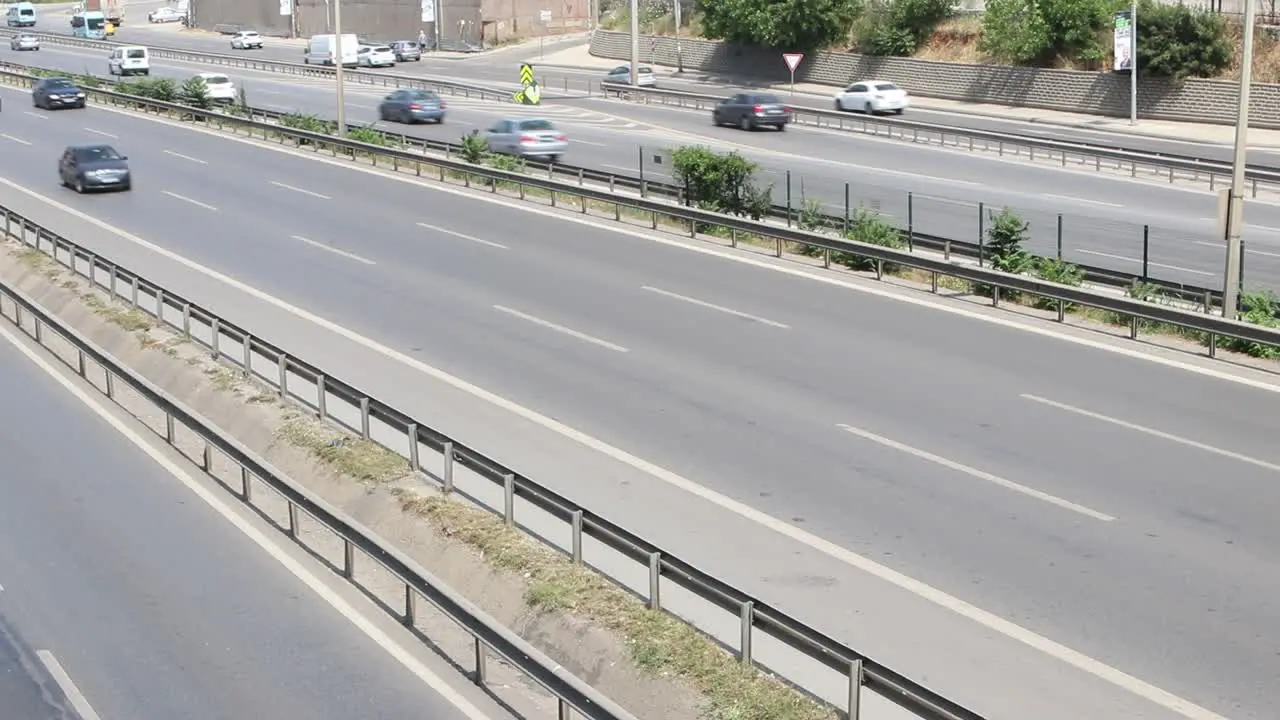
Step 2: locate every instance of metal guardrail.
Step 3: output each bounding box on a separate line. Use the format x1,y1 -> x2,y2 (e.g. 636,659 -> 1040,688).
20,27 -> 1280,198
17,30 -> 517,103
0,226 -> 638,720
5,71 -> 1280,720
599,83 -> 1280,198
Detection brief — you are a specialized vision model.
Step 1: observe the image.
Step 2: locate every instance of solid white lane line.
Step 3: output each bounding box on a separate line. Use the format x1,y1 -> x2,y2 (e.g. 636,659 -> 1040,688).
270,180 -> 331,200
1075,249 -> 1214,277
0,124 -> 1250,720
1044,194 -> 1123,208
493,305 -> 629,352
290,235 -> 376,265
84,128 -> 119,139
161,191 -> 217,211
36,651 -> 102,720
416,222 -> 507,249
642,286 -> 790,328
24,111 -> 48,120
1194,241 -> 1280,259
572,139 -> 607,147
1022,394 -> 1280,473
0,134 -> 32,146
164,149 -> 207,164
0,324 -> 493,720
836,423 -> 1116,522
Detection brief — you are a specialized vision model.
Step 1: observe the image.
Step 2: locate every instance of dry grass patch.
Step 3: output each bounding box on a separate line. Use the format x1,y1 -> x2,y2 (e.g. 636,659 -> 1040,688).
916,16 -> 985,63
277,412 -> 413,486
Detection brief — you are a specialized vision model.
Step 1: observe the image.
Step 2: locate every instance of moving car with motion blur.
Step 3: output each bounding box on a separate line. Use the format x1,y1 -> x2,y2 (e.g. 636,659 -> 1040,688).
485,117 -> 568,164
834,80 -> 909,115
357,44 -> 396,68
602,63 -> 656,88
711,93 -> 792,131
192,72 -> 236,103
10,32 -> 39,50
377,88 -> 445,124
32,77 -> 86,110
59,144 -> 131,193
147,6 -> 183,22
230,30 -> 262,49
389,40 -> 421,62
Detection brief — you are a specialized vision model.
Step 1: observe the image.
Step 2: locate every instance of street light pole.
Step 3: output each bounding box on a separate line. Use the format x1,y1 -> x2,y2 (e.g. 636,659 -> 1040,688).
1224,0 -> 1257,318
333,0 -> 347,138
628,0 -> 639,86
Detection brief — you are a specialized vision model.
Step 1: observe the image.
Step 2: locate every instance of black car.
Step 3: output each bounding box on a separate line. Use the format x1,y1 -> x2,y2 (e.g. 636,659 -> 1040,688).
32,77 -> 87,111
59,144 -> 131,193
389,40 -> 422,61
711,93 -> 793,131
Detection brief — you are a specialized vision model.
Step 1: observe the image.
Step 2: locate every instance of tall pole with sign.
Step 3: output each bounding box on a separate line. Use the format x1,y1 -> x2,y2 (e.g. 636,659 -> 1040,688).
629,0 -> 639,86
1224,0 -> 1258,318
782,52 -> 803,94
1112,9 -> 1135,125
1129,1 -> 1137,125
334,0 -> 345,138
674,0 -> 682,73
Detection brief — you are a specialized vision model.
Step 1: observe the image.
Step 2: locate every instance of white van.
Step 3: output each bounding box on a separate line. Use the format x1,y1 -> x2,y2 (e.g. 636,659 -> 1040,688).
6,2 -> 37,27
304,34 -> 358,67
108,46 -> 150,76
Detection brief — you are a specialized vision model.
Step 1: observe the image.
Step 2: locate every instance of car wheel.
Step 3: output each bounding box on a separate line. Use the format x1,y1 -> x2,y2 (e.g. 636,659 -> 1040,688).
778,123 -> 786,131
549,155 -> 561,164
121,183 -> 132,192
74,177 -> 84,193
77,101 -> 85,109
738,115 -> 751,131
436,116 -> 444,124
893,108 -> 905,115
711,112 -> 720,126
864,101 -> 874,115
400,110 -> 412,124
835,99 -> 843,111
142,70 -> 150,76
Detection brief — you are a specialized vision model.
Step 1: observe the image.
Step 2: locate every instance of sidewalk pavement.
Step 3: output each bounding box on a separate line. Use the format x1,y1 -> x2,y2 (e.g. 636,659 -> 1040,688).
532,43 -> 1280,149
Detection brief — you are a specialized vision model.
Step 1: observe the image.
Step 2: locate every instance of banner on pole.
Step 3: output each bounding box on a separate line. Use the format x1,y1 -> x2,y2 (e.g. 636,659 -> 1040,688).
420,0 -> 435,23
1113,11 -> 1133,72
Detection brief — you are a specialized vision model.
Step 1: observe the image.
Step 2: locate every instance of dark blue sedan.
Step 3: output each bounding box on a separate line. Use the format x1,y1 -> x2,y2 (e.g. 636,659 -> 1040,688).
59,144 -> 131,193
377,89 -> 446,125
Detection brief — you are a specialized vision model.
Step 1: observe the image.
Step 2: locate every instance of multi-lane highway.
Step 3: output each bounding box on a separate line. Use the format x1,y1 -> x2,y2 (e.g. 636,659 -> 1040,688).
8,24 -> 1280,291
0,320 -> 505,718
1,77 -> 1278,720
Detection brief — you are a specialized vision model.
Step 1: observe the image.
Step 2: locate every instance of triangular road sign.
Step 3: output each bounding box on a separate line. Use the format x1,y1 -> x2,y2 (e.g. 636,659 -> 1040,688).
782,53 -> 804,72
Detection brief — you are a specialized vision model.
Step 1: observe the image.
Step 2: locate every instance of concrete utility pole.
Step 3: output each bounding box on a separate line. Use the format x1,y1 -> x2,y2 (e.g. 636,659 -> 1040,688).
629,0 -> 639,85
1224,0 -> 1258,318
334,0 -> 346,138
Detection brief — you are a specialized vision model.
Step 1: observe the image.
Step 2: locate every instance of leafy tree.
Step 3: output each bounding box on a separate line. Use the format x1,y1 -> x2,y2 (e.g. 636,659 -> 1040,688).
986,207 -> 1032,274
179,76 -> 213,110
698,0 -> 862,51
979,0 -> 1049,63
670,146 -> 772,219
458,129 -> 488,164
980,0 -> 1113,66
1135,0 -> 1231,80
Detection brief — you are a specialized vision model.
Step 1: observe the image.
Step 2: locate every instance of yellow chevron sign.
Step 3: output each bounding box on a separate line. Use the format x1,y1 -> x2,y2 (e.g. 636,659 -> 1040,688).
519,63 -> 535,86
513,83 -> 542,105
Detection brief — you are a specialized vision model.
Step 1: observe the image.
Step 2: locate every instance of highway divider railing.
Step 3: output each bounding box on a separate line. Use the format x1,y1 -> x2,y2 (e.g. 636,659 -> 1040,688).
19,31 -> 517,103
0,243 -> 637,720
598,83 -> 1280,198
6,76 -> 1280,718
23,28 -> 1279,196
0,63 -> 1225,305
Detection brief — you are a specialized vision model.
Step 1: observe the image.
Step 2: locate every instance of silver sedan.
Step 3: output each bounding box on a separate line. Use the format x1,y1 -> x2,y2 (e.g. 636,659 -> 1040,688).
10,33 -> 39,51
484,117 -> 568,163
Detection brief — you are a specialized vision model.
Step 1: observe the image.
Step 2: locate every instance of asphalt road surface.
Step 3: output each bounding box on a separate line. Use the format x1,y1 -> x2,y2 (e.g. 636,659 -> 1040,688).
0,324 -> 488,719
9,27 -> 1280,292
0,86 -> 1278,720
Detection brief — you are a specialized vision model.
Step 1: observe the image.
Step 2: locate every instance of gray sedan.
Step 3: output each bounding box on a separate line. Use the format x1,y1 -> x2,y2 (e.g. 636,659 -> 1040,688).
484,117 -> 568,163
10,33 -> 39,51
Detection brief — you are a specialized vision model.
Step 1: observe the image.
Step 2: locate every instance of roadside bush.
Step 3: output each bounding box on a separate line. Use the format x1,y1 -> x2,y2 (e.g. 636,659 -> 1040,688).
458,129 -> 488,164
179,76 -> 213,111
1032,257 -> 1085,309
1222,290 -> 1280,358
670,146 -> 772,220
976,207 -> 1032,297
113,77 -> 178,103
833,206 -> 906,273
279,112 -> 334,134
856,0 -> 954,56
347,126 -> 395,147
1135,0 -> 1231,80
980,0 -> 1112,67
697,0 -> 863,50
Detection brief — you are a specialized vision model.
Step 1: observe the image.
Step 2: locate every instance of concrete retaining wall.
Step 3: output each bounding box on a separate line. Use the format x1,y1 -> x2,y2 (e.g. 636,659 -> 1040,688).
589,30 -> 1280,128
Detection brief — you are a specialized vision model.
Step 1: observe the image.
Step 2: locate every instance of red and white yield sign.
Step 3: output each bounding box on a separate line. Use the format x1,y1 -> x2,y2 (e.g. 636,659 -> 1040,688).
782,53 -> 804,94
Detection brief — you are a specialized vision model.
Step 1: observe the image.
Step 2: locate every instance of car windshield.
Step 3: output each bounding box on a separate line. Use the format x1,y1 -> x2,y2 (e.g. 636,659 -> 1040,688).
46,79 -> 76,89
126,49 -> 146,58
74,146 -> 122,162
202,76 -> 230,85
874,82 -> 899,91
373,46 -> 391,52
519,119 -> 555,131
410,91 -> 438,101
752,94 -> 782,104
243,32 -> 259,37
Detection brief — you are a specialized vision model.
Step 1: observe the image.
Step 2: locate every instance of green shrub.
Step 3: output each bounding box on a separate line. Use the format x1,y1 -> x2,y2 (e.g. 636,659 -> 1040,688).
698,0 -> 863,50
179,76 -> 213,111
1221,290 -> 1280,358
458,129 -> 488,164
857,0 -> 954,56
980,0 -> 1113,66
279,112 -> 334,134
1033,257 -> 1085,309
833,206 -> 905,273
347,126 -> 394,147
1135,0 -> 1231,80
974,207 -> 1032,298
670,146 -> 772,220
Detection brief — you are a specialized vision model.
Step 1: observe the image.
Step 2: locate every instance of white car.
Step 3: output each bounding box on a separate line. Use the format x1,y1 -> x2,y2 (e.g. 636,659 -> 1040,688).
10,33 -> 39,50
603,63 -> 656,88
834,80 -> 909,115
357,45 -> 395,68
193,72 -> 236,102
147,7 -> 184,22
230,30 -> 262,49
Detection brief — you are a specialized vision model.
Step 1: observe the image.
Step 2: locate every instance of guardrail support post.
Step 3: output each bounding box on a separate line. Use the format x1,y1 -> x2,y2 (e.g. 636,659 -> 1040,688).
843,184 -> 850,236
977,202 -> 985,267
558,699 -> 572,720
242,334 -> 253,377
907,192 -> 914,251
648,552 -> 661,610
109,264 -> 118,298
33,316 -> 42,344
776,236 -> 783,258
1130,314 -> 1139,340
474,639 -> 488,685
165,413 -> 175,444
288,502 -> 299,538
931,271 -> 938,294
181,303 -> 191,339
1142,225 -> 1150,281
77,349 -> 86,378
824,248 -> 831,269
105,371 -> 114,399
342,539 -> 354,579
210,318 -> 221,358
316,375 -> 328,419
1056,215 -> 1063,260
571,510 -> 583,565
403,585 -> 416,627
785,171 -> 792,227
739,600 -> 754,664
130,274 -> 139,308
407,423 -> 420,472
848,659 -> 864,720
1208,332 -> 1217,357
359,397 -> 371,440
503,473 -> 516,526
155,288 -> 165,321
442,441 -> 455,493
1057,298 -> 1066,323
277,355 -> 288,397
241,467 -> 252,502
202,443 -> 212,472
